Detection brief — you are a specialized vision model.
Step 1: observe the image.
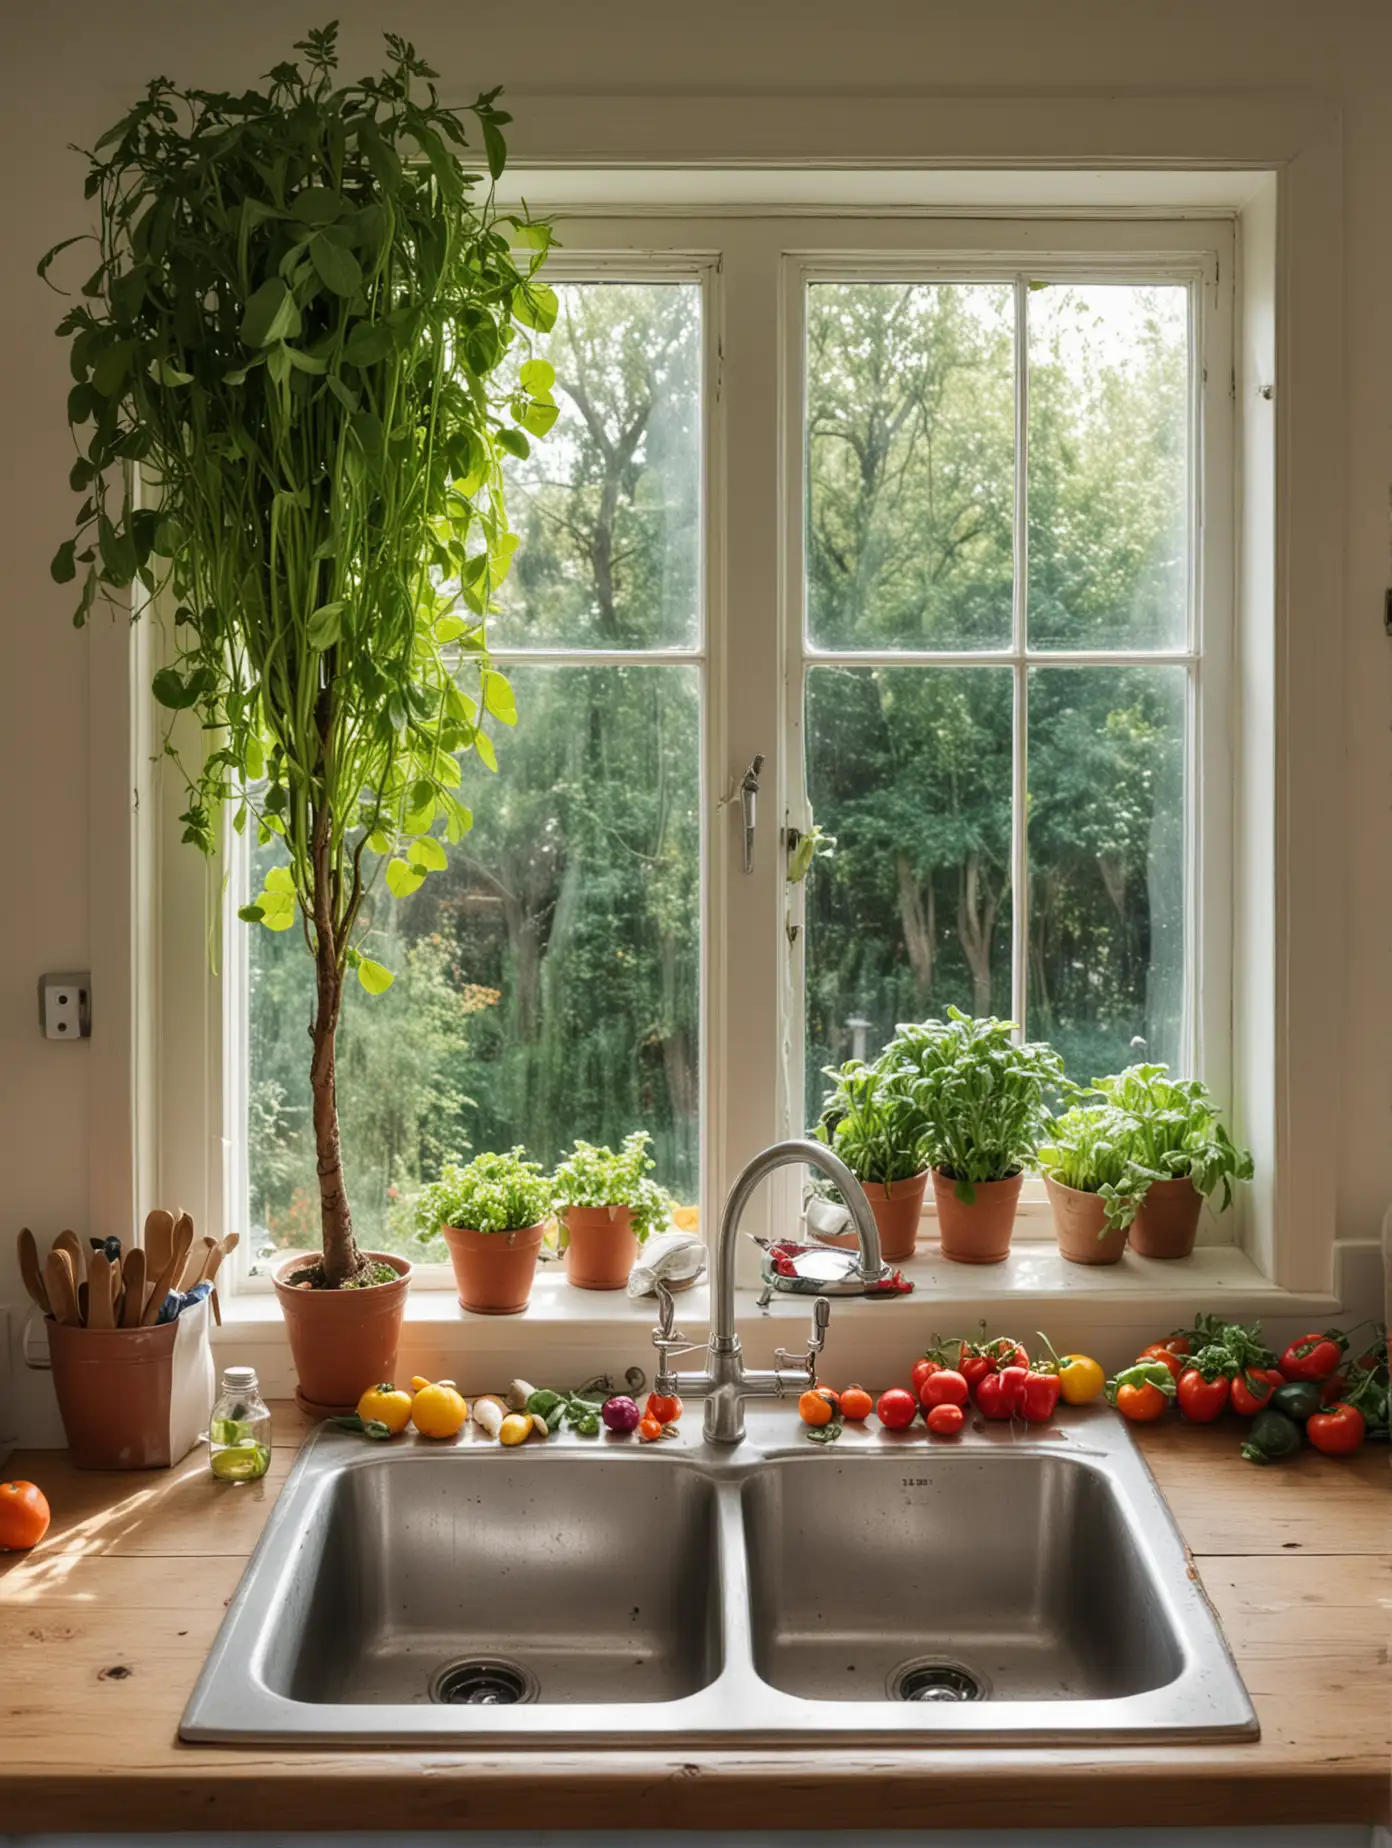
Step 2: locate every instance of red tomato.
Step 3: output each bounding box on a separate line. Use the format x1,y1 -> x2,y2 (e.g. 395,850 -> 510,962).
960,1354 -> 994,1391
0,1481 -> 51,1552
1163,1335 -> 1193,1358
646,1391 -> 683,1425
1018,1369 -> 1062,1424
910,1357 -> 943,1395
1115,1381 -> 1171,1423
1137,1344 -> 1185,1384
1306,1402 -> 1365,1456
977,1366 -> 1027,1421
920,1369 -> 969,1411
1176,1369 -> 1231,1424
1320,1371 -> 1348,1405
876,1387 -> 919,1431
1231,1367 -> 1284,1415
925,1402 -> 965,1438
838,1385 -> 874,1422
1279,1333 -> 1344,1383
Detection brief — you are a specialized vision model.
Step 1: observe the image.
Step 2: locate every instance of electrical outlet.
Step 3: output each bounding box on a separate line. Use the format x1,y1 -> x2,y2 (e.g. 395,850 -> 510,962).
39,971 -> 91,1041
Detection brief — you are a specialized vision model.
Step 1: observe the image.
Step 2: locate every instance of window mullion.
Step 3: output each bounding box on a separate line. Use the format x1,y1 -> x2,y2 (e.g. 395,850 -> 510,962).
1011,277 -> 1030,1039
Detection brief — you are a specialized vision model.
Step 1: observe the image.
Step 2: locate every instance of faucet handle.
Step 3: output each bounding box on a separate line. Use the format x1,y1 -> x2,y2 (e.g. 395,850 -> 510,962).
774,1295 -> 832,1382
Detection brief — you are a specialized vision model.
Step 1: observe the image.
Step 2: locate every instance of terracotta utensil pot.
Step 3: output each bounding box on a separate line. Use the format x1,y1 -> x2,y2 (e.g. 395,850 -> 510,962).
933,1169 -> 1023,1264
562,1205 -> 639,1290
441,1222 -> 544,1315
1045,1176 -> 1129,1265
274,1250 -> 412,1410
1129,1175 -> 1204,1259
49,1318 -> 182,1469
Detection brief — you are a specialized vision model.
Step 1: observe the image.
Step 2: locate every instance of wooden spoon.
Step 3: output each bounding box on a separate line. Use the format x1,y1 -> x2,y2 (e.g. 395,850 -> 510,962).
140,1217 -> 193,1326
17,1228 -> 50,1316
119,1246 -> 147,1328
87,1251 -> 116,1329
143,1208 -> 174,1279
44,1250 -> 80,1327
179,1233 -> 215,1292
53,1229 -> 86,1288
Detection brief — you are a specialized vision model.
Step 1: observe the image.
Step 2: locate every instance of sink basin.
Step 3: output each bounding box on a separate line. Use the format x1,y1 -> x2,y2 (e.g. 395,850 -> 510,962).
743,1450 -> 1181,1703
265,1451 -> 721,1707
182,1406 -> 1257,1746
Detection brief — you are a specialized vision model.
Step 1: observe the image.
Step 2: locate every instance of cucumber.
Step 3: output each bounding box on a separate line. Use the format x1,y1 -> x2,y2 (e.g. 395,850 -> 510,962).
1270,1380 -> 1322,1423
1241,1408 -> 1303,1464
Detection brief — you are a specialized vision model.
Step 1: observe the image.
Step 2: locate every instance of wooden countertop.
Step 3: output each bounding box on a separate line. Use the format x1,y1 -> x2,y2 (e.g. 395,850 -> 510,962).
0,1404 -> 1387,1832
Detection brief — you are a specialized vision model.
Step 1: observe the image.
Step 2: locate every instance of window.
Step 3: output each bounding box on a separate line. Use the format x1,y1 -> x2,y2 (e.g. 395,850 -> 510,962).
229,215 -> 1233,1272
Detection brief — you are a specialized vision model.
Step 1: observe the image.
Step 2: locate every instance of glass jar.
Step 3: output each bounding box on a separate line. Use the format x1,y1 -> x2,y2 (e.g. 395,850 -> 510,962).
209,1365 -> 272,1482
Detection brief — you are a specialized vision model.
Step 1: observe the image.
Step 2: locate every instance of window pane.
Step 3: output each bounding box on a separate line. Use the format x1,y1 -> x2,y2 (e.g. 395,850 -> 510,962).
803,666 -> 1013,1121
490,281 -> 702,650
1028,284 -> 1190,651
806,282 -> 1015,651
248,664 -> 701,1257
1026,665 -> 1186,1081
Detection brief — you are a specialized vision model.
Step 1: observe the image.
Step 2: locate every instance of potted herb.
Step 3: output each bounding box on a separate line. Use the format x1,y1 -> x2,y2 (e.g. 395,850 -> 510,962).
1076,1065 -> 1253,1259
812,1056 -> 930,1261
892,1010 -> 1064,1264
551,1132 -> 674,1291
1037,1103 -> 1136,1264
415,1150 -> 553,1314
44,30 -> 555,1406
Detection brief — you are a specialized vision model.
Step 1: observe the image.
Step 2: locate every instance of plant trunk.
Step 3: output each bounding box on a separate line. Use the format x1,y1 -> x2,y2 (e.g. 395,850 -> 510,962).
896,853 -> 935,1001
310,802 -> 362,1289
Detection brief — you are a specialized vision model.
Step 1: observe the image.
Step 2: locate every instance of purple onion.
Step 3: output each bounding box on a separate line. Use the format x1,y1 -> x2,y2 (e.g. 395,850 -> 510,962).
601,1394 -> 641,1434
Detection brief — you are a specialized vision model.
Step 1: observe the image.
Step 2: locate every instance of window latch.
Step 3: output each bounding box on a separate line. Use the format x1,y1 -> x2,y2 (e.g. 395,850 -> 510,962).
739,754 -> 765,874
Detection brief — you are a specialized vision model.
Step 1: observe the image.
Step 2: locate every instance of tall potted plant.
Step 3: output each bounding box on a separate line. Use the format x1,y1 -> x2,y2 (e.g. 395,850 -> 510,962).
551,1132 -> 674,1290
812,1056 -> 930,1261
44,28 -> 556,1408
892,1010 -> 1064,1264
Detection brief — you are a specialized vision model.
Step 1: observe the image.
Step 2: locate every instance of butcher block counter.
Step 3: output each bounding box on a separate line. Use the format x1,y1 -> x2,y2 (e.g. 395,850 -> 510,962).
0,1404 -> 1386,1833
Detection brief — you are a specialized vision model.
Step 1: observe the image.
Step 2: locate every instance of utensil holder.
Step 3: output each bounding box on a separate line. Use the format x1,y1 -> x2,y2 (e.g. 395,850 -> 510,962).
36,1297 -> 215,1469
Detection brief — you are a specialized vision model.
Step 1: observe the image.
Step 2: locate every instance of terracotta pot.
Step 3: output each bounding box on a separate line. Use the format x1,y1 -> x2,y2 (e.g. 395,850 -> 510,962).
1045,1176 -> 1129,1265
861,1172 -> 929,1263
274,1250 -> 412,1412
1130,1175 -> 1204,1259
440,1221 -> 545,1315
48,1313 -> 212,1470
562,1205 -> 640,1291
932,1169 -> 1023,1264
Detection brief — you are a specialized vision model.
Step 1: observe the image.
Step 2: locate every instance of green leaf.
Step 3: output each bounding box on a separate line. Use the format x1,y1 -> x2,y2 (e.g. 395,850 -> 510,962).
385,857 -> 425,898
291,186 -> 344,225
237,903 -> 266,923
309,233 -> 363,297
482,670 -> 517,726
512,282 -> 558,333
326,374 -> 359,412
50,540 -> 77,585
357,957 -> 395,995
239,277 -> 298,348
152,666 -> 198,710
263,866 -> 295,892
408,835 -> 447,871
520,398 -> 559,438
519,358 -> 555,395
149,357 -> 194,387
344,320 -> 393,367
307,601 -> 344,649
495,426 -> 530,460
474,729 -> 498,773
481,117 -> 507,181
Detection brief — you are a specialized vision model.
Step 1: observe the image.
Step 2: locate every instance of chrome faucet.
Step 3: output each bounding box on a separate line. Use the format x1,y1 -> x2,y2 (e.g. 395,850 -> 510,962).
651,1138 -> 887,1445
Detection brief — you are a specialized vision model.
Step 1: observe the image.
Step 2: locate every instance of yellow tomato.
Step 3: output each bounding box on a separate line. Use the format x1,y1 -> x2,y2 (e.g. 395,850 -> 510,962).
409,1376 -> 468,1440
356,1382 -> 413,1435
1058,1353 -> 1106,1405
498,1413 -> 533,1446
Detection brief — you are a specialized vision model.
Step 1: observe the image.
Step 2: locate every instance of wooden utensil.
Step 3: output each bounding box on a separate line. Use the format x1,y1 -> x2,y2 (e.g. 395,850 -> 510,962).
17,1228 -> 50,1316
119,1246 -> 147,1328
43,1249 -> 80,1327
53,1229 -> 86,1289
140,1217 -> 193,1327
143,1208 -> 175,1279
179,1233 -> 215,1292
87,1251 -> 116,1329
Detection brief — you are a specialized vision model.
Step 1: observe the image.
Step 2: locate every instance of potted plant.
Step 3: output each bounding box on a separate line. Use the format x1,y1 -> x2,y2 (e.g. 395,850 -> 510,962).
45,29 -> 555,1407
1037,1103 -> 1138,1265
1075,1065 -> 1253,1259
415,1150 -> 553,1314
812,1056 -> 930,1262
551,1132 -> 674,1291
892,1010 -> 1064,1264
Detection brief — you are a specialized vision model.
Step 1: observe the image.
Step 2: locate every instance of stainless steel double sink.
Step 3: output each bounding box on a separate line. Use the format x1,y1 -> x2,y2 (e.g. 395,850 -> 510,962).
182,1403 -> 1257,1746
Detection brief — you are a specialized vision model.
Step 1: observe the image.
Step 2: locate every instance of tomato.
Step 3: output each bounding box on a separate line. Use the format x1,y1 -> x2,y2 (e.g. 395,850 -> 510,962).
409,1377 -> 468,1440
960,1354 -> 994,1391
1138,1344 -> 1185,1384
1176,1369 -> 1231,1424
1116,1381 -> 1171,1422
1230,1367 -> 1284,1415
977,1366 -> 1027,1421
638,1414 -> 664,1442
646,1391 -> 683,1425
910,1357 -> 943,1394
1018,1369 -> 1062,1424
988,1338 -> 1030,1371
798,1389 -> 836,1427
925,1402 -> 965,1438
1279,1333 -> 1344,1383
1306,1401 -> 1366,1456
838,1385 -> 874,1422
1163,1335 -> 1193,1358
356,1382 -> 413,1435
1056,1354 -> 1106,1405
0,1481 -> 51,1552
876,1387 -> 918,1431
1320,1371 -> 1348,1405
920,1369 -> 969,1411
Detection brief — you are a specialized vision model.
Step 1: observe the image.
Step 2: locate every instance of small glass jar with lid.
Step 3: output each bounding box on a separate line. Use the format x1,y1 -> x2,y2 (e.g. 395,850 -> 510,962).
208,1365 -> 272,1482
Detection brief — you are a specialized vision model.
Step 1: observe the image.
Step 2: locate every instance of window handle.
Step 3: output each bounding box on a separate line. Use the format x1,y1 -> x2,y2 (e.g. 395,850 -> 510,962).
739,754 -> 765,874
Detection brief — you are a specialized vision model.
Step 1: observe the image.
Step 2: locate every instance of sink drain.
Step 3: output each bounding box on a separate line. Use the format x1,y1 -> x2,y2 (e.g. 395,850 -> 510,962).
430,1657 -> 538,1706
889,1658 -> 989,1703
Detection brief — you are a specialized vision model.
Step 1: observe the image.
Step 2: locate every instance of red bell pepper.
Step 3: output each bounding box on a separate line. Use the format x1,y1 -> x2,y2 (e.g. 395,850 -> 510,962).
977,1365 -> 1027,1421
1176,1367 -> 1231,1423
1279,1330 -> 1346,1383
1018,1368 -> 1062,1425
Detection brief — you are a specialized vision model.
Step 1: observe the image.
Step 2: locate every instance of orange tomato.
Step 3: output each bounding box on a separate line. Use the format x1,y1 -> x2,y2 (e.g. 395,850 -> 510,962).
798,1389 -> 835,1427
1116,1381 -> 1172,1423
1137,1344 -> 1184,1384
838,1385 -> 874,1422
638,1414 -> 664,1442
0,1481 -> 51,1551
646,1391 -> 683,1425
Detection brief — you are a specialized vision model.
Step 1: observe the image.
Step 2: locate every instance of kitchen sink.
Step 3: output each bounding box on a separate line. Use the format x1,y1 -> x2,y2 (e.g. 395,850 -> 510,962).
182,1404 -> 1257,1746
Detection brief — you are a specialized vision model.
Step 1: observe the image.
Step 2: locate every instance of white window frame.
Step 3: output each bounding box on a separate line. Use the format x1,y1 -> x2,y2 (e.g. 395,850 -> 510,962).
94,118 -> 1353,1332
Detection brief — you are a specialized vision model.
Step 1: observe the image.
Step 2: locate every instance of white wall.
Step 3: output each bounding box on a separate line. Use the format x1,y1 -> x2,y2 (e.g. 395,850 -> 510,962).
1,1 -> 1389,1381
